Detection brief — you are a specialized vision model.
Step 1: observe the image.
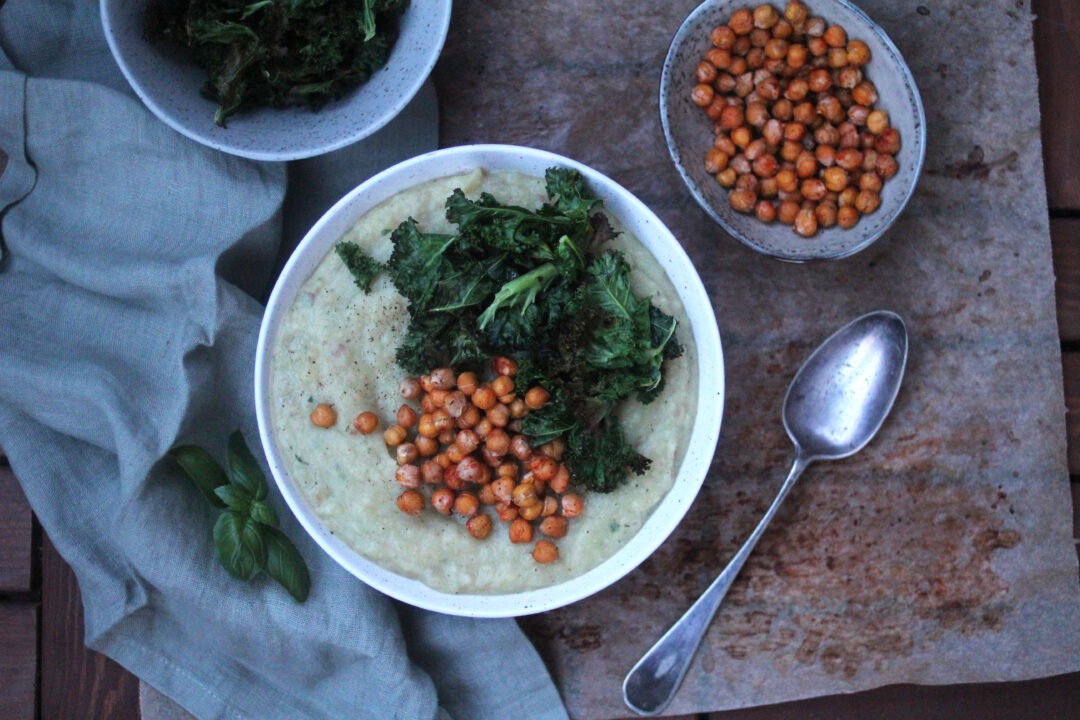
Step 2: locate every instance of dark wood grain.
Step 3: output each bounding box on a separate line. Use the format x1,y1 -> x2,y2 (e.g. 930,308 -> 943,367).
1034,0 -> 1080,209
0,466 -> 33,592
0,603 -> 38,720
699,674 -> 1080,720
1053,219 -> 1080,342
41,535 -> 140,720
1064,353 -> 1080,476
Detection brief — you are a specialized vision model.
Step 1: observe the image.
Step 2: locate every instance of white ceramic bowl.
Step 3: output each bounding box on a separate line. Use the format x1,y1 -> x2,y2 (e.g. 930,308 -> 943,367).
660,0 -> 926,261
254,145 -> 724,617
101,0 -> 451,161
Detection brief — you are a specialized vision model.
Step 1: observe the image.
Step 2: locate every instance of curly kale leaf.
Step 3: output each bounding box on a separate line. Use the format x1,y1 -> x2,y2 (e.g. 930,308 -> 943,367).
334,242 -> 383,293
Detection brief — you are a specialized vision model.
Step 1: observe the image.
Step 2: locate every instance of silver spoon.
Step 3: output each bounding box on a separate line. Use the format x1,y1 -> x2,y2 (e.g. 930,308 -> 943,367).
622,310 -> 908,716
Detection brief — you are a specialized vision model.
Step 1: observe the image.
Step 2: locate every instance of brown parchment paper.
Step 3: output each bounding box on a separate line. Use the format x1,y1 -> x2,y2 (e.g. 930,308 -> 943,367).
432,0 -> 1080,717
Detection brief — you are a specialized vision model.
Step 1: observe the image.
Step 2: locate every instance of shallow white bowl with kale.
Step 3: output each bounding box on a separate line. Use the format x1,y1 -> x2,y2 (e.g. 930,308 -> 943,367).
101,0 -> 451,161
254,145 -> 724,617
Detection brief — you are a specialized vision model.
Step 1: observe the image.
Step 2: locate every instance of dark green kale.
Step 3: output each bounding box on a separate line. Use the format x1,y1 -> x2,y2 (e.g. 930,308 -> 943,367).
340,167 -> 683,493
334,242 -> 383,294
147,0 -> 411,126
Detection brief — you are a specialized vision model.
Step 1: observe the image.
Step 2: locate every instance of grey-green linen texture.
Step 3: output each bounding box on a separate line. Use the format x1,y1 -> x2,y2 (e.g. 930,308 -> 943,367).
0,1 -> 569,718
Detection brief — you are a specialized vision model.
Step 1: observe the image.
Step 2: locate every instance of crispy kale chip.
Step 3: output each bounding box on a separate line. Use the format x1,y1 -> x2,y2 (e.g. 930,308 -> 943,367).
337,167 -> 682,492
148,0 -> 411,125
334,242 -> 383,294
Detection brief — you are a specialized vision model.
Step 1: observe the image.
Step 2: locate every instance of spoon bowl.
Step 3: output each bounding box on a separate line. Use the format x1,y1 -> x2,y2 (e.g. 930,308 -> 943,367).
784,311 -> 908,460
623,310 -> 908,716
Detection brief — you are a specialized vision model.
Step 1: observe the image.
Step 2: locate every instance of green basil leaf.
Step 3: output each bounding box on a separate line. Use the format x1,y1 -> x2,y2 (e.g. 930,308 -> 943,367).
168,445 -> 228,508
213,511 -> 266,581
227,430 -> 268,500
249,500 -> 279,527
262,526 -> 311,602
214,484 -> 252,514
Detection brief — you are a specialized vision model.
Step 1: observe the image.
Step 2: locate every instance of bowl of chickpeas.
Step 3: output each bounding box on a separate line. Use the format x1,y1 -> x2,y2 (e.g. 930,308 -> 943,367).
660,0 -> 926,261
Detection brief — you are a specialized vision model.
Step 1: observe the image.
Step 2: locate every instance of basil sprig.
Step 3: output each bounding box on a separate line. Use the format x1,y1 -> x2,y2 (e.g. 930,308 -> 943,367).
169,431 -> 311,602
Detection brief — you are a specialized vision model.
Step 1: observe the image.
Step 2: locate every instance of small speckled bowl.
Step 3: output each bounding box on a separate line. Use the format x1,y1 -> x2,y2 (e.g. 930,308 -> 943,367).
101,0 -> 451,161
660,0 -> 926,261
254,145 -> 724,617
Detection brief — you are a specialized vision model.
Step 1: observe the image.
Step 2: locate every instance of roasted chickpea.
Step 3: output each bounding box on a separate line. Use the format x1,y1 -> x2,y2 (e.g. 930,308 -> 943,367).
446,443 -> 467,464
730,57 -> 750,78
467,514 -> 493,540
492,477 -> 515,505
805,16 -> 826,36
415,435 -> 438,457
493,501 -> 518,523
772,18 -> 793,39
836,66 -> 862,89
875,128 -> 902,155
771,97 -> 793,120
540,516 -> 569,539
729,188 -> 757,213
540,495 -> 560,518
454,492 -> 480,518
525,387 -> 550,409
715,72 -> 737,94
510,434 -> 532,461
431,487 -> 455,515
511,482 -> 538,508
778,199 -> 801,225
846,40 -> 871,66
807,36 -> 828,57
855,190 -> 881,214
796,151 -> 818,179
419,460 -> 442,485
436,452 -> 452,469
753,4 -> 779,28
815,201 -> 838,228
850,80 -> 878,106
784,1 -> 808,25
443,391 -> 469,418
764,37 -> 789,60
518,502 -> 541,522
835,147 -> 864,171
817,95 -> 844,123
430,367 -> 456,390
419,393 -> 435,414
397,490 -> 424,516
815,144 -> 836,167
428,389 -> 449,408
454,371 -> 477,396
456,429 -> 480,454
711,24 -> 736,49
775,168 -> 799,193
823,166 -> 849,192
383,424 -> 407,446
395,463 -> 421,489
395,404 -> 417,429
439,429 -> 457,446
729,8 -> 754,34
793,101 -> 816,124
745,101 -> 769,128
866,109 -> 889,135
808,68 -> 832,92
400,377 -> 422,400
562,493 -> 584,518
823,24 -> 847,47
478,483 -> 497,505
794,208 -> 819,237
784,78 -> 809,101
432,408 -> 455,433
731,125 -> 753,149
753,154 -> 779,178
838,186 -> 859,207
457,455 -> 488,484
487,403 -> 511,428
784,121 -> 806,142
876,154 -> 899,179
419,375 -> 435,393
859,171 -> 883,193
736,173 -> 760,193
309,403 -> 336,428
837,205 -> 859,228
471,385 -> 497,411
847,104 -> 870,126
540,437 -> 566,460
787,43 -> 808,69
753,200 -> 777,222
716,167 -> 738,188
458,405 -> 481,429
800,178 -> 827,201
691,83 -> 715,107
705,148 -> 730,174
509,517 -> 533,543
485,428 -> 510,456
480,446 -> 503,467
352,411 -> 378,434
696,60 -> 719,84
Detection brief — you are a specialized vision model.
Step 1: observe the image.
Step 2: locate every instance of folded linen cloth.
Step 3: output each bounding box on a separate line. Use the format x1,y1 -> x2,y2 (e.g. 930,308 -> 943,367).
0,2 -> 569,718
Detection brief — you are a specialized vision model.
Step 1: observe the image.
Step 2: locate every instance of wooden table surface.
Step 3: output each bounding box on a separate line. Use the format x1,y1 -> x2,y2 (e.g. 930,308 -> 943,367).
2,1 -> 1080,718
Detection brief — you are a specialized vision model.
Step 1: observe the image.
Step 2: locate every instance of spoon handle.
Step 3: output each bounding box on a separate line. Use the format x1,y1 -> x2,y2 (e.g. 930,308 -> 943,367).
622,454 -> 811,716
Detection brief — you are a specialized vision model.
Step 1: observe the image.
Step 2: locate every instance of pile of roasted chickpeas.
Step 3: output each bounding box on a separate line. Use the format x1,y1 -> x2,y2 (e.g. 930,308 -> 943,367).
691,1 -> 901,237
309,358 -> 580,564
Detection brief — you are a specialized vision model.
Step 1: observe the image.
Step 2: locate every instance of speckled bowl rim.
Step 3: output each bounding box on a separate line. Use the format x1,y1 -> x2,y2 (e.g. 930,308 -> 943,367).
100,1 -> 452,162
254,144 -> 724,618
660,0 -> 927,262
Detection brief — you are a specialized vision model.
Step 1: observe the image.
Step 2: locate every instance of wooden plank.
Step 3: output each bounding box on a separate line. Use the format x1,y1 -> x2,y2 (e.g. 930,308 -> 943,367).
41,536 -> 140,720
1034,0 -> 1080,208
702,673 -> 1080,719
1052,218 -> 1080,342
0,466 -> 33,592
0,603 -> 38,720
1064,353 -> 1080,476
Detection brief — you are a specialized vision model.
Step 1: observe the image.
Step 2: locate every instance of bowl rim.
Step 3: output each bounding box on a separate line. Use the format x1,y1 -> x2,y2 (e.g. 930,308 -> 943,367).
659,0 -> 927,262
100,0 -> 452,162
254,144 -> 724,617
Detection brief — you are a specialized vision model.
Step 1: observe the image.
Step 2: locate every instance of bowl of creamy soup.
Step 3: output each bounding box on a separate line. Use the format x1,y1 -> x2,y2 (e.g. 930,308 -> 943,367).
254,145 -> 723,617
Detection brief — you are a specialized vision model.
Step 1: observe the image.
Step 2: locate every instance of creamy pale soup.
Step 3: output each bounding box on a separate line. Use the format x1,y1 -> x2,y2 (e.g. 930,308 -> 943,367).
270,170 -> 697,594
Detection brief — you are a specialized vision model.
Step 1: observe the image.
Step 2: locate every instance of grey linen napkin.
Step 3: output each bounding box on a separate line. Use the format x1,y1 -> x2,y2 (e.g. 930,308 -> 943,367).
0,2 -> 569,718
